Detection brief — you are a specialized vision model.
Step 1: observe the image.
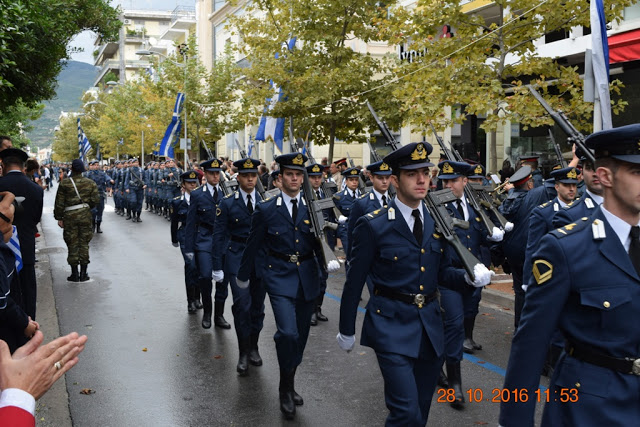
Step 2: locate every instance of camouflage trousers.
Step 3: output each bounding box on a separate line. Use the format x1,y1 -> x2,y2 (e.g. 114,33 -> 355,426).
63,210 -> 93,265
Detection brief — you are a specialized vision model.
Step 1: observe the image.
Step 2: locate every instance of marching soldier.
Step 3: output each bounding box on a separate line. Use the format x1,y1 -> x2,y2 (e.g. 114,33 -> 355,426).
553,154 -> 604,228
85,160 -> 113,233
170,171 -> 201,314
184,159 -> 228,329
437,160 -> 504,408
338,143 -> 493,426
124,158 -> 146,223
237,153 -> 340,419
212,158 -> 266,375
499,125 -> 640,426
113,161 -> 124,216
519,155 -> 543,188
53,159 -> 99,282
333,167 -> 362,259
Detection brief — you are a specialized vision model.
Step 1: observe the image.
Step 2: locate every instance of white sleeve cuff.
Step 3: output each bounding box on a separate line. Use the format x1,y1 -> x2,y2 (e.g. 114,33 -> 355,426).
0,388 -> 36,415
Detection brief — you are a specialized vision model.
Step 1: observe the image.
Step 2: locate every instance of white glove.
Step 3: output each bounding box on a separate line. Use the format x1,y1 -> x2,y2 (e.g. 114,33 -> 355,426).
237,279 -> 250,289
464,263 -> 495,288
172,242 -> 179,247
504,221 -> 514,232
336,333 -> 356,352
212,270 -> 224,283
487,227 -> 504,242
326,260 -> 340,272
185,252 -> 194,262
338,215 -> 348,225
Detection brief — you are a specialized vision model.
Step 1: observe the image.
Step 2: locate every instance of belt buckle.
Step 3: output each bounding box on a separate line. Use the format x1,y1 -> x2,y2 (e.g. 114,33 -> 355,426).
413,294 -> 425,309
632,358 -> 640,376
289,254 -> 298,263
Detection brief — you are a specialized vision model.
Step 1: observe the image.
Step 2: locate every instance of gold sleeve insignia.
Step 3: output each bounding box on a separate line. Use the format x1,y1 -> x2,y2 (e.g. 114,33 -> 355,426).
533,260 -> 553,285
216,207 -> 222,216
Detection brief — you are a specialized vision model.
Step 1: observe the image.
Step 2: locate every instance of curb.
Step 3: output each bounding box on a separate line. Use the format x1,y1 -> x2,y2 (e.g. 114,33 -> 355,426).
481,287 -> 515,313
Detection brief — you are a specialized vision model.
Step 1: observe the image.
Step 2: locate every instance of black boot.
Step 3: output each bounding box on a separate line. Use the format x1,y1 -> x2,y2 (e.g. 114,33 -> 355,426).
237,336 -> 251,376
446,362 -> 465,410
214,301 -> 231,329
67,265 -> 79,282
186,286 -> 197,314
248,334 -> 263,366
437,366 -> 449,388
79,264 -> 90,282
126,210 -> 132,220
201,294 -> 212,329
463,316 -> 482,353
137,212 -> 142,222
292,367 -> 303,406
92,219 -> 96,233
279,369 -> 296,419
96,221 -> 103,234
316,295 -> 328,321
310,311 -> 318,326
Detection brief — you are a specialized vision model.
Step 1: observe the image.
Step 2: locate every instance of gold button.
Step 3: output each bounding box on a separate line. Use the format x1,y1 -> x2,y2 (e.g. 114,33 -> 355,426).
419,285 -> 424,291
440,249 -> 443,253
420,266 -> 425,272
603,301 -> 610,308
296,239 -> 299,243
421,249 -> 425,254
268,265 -> 272,268
235,218 -> 238,222
376,309 -> 381,314
394,256 -> 398,261
275,232 -> 279,235
575,382 -> 581,388
295,227 -> 298,230
467,235 -> 470,239
468,247 -> 472,251
297,262 -> 300,266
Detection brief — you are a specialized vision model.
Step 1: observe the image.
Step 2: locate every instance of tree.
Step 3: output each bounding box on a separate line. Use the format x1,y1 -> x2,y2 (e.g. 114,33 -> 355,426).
51,114 -> 80,162
0,0 -> 120,110
230,0 -> 402,162
380,0 -> 632,171
0,100 -> 44,148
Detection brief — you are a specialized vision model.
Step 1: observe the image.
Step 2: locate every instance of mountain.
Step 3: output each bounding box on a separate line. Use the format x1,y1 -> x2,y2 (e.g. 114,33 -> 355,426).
26,61 -> 98,148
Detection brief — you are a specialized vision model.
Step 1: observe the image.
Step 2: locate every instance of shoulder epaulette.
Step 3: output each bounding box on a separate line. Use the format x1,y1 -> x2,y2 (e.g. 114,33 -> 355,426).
333,193 -> 341,201
550,216 -> 590,238
361,192 -> 371,200
538,201 -> 551,209
224,193 -> 234,199
173,196 -> 181,200
366,206 -> 389,220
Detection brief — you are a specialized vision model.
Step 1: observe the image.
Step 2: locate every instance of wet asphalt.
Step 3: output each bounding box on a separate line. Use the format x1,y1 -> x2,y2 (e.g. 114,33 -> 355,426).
39,189 -> 545,426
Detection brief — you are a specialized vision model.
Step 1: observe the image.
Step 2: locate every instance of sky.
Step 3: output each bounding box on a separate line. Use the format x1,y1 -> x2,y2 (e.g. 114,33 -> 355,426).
68,0 -> 188,65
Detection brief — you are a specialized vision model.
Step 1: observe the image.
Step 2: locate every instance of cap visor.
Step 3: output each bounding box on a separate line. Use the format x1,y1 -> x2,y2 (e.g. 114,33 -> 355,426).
399,161 -> 434,170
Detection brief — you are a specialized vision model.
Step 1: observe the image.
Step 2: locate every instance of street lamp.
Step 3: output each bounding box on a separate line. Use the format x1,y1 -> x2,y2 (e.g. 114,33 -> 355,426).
136,48 -> 189,165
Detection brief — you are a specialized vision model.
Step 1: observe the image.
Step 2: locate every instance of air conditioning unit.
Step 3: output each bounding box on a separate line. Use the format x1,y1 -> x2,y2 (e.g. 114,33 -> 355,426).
123,19 -> 131,25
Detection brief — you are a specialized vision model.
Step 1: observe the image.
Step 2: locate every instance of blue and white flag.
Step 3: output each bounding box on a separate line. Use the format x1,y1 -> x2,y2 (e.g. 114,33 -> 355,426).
77,118 -> 92,161
247,136 -> 255,158
159,93 -> 185,158
8,226 -> 22,273
591,0 -> 611,130
255,38 -> 296,153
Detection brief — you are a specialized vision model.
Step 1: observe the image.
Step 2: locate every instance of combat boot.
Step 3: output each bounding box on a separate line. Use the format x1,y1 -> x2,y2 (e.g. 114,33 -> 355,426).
279,369 -> 296,419
96,221 -> 103,234
248,334 -> 263,366
126,210 -> 132,220
186,286 -> 197,314
137,212 -> 142,222
214,301 -> 231,329
310,311 -> 318,326
79,265 -> 90,282
237,336 -> 251,376
446,361 -> 465,410
201,294 -> 213,329
316,295 -> 328,321
67,265 -> 79,282
292,366 -> 303,406
463,316 -> 482,353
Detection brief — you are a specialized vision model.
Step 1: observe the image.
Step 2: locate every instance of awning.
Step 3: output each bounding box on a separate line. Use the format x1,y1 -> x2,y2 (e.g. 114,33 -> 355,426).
609,29 -> 640,64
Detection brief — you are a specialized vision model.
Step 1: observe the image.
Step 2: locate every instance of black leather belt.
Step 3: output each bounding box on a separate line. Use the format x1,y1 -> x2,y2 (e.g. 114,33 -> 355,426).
373,285 -> 438,309
268,249 -> 313,263
230,235 -> 248,244
197,222 -> 213,232
565,341 -> 640,376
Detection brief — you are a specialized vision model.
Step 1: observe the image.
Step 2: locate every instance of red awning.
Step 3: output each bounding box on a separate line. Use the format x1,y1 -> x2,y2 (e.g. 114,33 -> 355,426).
609,29 -> 640,64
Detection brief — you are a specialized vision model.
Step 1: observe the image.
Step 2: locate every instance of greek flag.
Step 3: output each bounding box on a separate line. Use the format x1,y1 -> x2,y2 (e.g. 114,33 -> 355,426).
590,0 -> 611,130
8,226 -> 22,273
255,38 -> 296,153
77,118 -> 92,161
247,137 -> 255,158
158,93 -> 185,158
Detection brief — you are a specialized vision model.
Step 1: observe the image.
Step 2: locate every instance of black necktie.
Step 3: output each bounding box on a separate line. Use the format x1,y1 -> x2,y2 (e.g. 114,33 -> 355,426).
213,186 -> 219,201
629,226 -> 640,276
291,198 -> 298,222
382,195 -> 388,207
412,209 -> 423,244
456,199 -> 464,218
247,194 -> 253,214
316,190 -> 321,200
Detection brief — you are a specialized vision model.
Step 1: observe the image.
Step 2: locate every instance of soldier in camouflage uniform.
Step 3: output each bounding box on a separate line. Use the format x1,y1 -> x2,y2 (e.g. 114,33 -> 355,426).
54,159 -> 99,282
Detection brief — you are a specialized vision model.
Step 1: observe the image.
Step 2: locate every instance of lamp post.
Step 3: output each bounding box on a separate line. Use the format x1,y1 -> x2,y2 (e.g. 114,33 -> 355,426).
136,48 -> 188,164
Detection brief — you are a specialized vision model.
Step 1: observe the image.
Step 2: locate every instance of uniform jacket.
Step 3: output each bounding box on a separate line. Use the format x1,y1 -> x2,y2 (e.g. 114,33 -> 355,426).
124,167 -> 144,190
212,191 -> 263,275
445,199 -> 492,272
184,184 -> 223,253
500,207 -> 640,426
170,195 -> 189,247
339,199 -> 466,359
53,174 -> 99,222
237,193 -> 322,302
552,192 -> 600,229
0,172 -> 43,265
347,192 -> 383,259
333,188 -> 359,217
85,170 -> 111,194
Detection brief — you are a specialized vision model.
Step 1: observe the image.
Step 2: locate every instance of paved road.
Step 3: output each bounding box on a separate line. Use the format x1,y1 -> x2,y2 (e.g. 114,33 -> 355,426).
39,189 -> 546,426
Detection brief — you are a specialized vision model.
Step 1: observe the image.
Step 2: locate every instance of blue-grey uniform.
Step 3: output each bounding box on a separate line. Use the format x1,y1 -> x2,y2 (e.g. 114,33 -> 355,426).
113,162 -> 124,214
237,153 -> 323,419
185,159 -> 225,329
170,171 -> 200,313
166,166 -> 182,200
498,165 -> 537,329
553,189 -> 603,228
213,158 -> 267,374
500,124 -> 640,426
520,155 -> 543,188
333,167 -> 362,258
340,143 -> 469,426
143,164 -> 152,210
124,162 -> 145,221
84,161 -> 111,229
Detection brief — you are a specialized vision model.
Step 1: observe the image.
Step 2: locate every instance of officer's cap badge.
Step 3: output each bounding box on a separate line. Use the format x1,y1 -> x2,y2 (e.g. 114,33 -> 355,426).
411,143 -> 428,161
474,165 -> 483,174
243,159 -> 254,169
212,159 -> 220,168
442,162 -> 454,174
533,260 -> 553,285
567,168 -> 577,179
312,165 -> 320,173
349,169 -> 358,175
292,154 -> 304,165
380,163 -> 390,171
189,172 -> 196,179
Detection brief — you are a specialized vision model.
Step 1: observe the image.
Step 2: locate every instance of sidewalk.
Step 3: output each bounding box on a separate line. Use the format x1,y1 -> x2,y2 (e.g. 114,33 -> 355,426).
482,269 -> 515,312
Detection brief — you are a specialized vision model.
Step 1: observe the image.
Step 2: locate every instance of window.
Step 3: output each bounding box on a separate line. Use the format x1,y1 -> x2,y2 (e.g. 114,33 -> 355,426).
213,0 -> 226,12
625,3 -> 640,21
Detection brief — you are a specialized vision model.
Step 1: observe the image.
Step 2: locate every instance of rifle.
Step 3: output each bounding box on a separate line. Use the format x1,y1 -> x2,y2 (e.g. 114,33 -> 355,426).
367,141 -> 396,197
549,129 -> 568,168
527,86 -> 596,164
346,152 -> 368,194
366,100 -> 401,152
429,124 -> 499,235
299,138 -> 342,218
234,137 -> 266,199
288,122 -> 340,269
